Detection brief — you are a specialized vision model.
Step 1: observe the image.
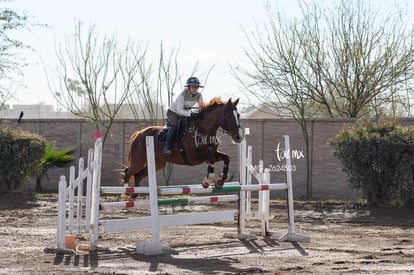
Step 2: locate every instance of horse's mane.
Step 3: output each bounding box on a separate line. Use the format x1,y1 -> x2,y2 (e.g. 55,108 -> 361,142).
198,97 -> 225,113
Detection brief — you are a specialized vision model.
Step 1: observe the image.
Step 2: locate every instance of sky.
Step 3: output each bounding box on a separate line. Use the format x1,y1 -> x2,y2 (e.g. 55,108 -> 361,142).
4,0 -> 284,109
4,0 -> 413,110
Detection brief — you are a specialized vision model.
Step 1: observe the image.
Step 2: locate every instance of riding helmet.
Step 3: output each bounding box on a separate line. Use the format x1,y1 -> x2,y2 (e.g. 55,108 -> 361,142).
185,77 -> 204,88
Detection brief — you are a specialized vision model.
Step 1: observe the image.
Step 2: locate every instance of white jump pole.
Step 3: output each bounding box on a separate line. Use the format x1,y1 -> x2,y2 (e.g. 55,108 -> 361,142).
57,176 -> 67,250
89,131 -> 103,250
238,128 -> 248,236
68,166 -> 75,234
84,148 -> 94,232
259,168 -> 270,236
246,145 -> 253,220
136,136 -> 175,255
75,158 -> 84,234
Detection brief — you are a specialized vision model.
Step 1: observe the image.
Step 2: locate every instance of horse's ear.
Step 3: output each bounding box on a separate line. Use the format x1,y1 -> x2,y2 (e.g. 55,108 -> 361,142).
227,98 -> 232,105
233,98 -> 239,106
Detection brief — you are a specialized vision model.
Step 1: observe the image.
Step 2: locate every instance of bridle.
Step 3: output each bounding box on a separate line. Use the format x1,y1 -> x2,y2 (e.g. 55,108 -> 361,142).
220,104 -> 241,135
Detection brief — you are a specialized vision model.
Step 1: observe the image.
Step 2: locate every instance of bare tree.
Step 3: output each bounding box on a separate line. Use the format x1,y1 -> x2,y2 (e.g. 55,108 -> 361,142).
321,0 -> 414,118
125,42 -> 181,123
48,22 -> 146,145
126,42 -> 214,123
0,6 -> 30,110
234,0 -> 414,198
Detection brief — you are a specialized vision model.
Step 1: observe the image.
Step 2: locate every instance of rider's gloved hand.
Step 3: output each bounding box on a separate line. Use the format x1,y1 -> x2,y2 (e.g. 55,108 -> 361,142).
190,112 -> 199,119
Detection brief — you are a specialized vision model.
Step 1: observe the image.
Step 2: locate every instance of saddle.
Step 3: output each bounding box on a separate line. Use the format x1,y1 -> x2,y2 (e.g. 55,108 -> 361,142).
157,116 -> 189,144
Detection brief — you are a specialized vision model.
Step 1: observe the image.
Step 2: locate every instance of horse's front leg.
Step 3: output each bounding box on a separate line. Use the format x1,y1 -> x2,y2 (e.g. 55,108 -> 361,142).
202,163 -> 215,188
214,151 -> 230,189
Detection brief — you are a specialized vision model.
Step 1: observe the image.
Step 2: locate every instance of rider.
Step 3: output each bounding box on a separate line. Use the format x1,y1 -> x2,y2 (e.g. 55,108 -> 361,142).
163,76 -> 204,155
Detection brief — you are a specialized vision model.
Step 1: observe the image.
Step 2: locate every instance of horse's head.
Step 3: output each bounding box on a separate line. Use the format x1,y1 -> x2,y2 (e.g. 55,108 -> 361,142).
197,97 -> 244,143
220,98 -> 243,143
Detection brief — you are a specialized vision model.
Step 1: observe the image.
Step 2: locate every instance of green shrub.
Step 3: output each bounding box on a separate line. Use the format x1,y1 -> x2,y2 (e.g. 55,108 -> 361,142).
0,127 -> 47,192
329,118 -> 414,206
36,143 -> 75,191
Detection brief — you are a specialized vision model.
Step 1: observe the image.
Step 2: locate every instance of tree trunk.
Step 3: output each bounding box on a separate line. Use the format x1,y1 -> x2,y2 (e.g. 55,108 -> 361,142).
35,176 -> 42,192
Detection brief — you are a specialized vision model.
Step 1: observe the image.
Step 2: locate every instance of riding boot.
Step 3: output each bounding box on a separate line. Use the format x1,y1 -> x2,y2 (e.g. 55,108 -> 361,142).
163,125 -> 177,155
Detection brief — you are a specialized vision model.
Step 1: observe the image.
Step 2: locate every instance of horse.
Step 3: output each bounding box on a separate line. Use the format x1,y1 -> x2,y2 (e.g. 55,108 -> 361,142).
123,97 -> 243,197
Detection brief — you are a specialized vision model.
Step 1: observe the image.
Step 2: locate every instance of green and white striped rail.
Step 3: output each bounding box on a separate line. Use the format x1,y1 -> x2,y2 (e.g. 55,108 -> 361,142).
100,194 -> 239,209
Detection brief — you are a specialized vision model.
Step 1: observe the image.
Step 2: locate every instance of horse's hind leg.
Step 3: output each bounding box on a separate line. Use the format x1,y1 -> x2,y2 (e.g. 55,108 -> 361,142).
124,167 -> 132,185
129,159 -> 167,199
124,155 -> 146,186
133,159 -> 167,185
121,164 -> 144,201
129,168 -> 147,199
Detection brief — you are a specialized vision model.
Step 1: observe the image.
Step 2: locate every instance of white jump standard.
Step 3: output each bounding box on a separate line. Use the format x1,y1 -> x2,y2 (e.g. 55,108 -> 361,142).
56,130 -> 309,255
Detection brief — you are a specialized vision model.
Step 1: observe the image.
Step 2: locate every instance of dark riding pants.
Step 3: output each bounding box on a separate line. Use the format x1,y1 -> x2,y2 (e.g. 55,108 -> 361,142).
165,109 -> 179,150
166,109 -> 179,126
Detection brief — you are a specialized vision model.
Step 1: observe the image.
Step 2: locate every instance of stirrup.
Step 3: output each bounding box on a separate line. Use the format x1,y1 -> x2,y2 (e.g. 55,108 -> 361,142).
163,147 -> 172,155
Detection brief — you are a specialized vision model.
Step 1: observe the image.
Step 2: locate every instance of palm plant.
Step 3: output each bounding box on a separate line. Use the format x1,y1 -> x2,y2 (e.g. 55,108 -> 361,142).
36,143 -> 75,191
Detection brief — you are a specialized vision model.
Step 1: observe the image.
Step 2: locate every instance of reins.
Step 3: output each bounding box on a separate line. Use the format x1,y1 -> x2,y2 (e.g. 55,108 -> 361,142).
192,103 -> 240,135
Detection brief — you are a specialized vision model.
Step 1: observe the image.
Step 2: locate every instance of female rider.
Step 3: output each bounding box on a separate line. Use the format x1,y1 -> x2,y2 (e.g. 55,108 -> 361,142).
163,76 -> 204,155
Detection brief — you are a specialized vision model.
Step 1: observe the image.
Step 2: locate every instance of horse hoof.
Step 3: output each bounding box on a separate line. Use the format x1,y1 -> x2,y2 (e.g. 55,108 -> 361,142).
202,178 -> 210,188
202,176 -> 216,188
219,173 -> 227,182
215,179 -> 224,189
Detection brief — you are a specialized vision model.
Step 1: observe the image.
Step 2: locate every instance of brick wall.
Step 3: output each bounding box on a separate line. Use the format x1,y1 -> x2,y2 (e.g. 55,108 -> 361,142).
3,118 -> 414,199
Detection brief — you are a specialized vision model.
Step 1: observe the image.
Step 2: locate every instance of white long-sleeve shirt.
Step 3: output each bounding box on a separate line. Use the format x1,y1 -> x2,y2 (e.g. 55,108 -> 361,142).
169,89 -> 203,117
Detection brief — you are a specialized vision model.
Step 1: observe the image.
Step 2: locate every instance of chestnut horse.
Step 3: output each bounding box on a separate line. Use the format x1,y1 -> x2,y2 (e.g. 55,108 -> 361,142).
123,97 -> 243,194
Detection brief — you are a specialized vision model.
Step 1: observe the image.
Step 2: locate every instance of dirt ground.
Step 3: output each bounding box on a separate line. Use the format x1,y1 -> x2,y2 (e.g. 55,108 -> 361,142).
0,192 -> 413,275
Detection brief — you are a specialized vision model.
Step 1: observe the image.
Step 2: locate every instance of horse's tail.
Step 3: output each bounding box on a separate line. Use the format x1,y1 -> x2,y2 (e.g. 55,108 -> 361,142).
127,147 -> 132,166
129,131 -> 141,143
127,131 -> 142,166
